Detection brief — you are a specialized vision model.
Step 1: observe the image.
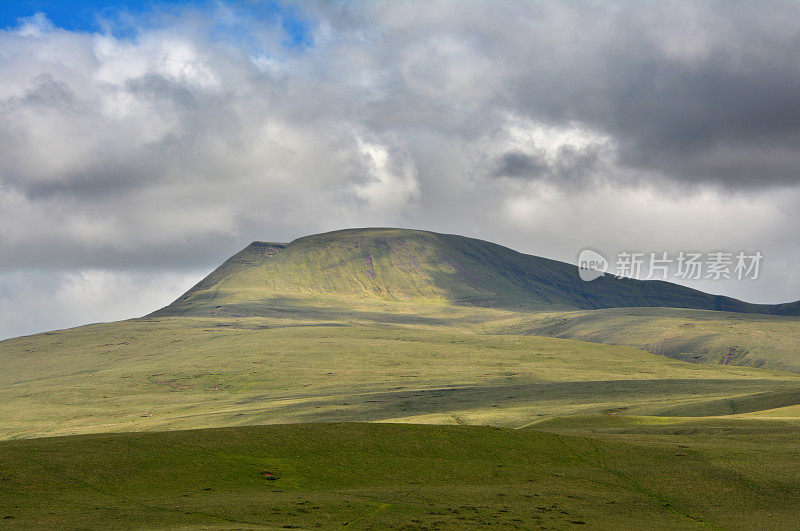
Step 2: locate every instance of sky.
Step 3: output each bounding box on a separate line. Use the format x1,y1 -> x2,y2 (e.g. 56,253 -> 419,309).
2,0 -> 800,339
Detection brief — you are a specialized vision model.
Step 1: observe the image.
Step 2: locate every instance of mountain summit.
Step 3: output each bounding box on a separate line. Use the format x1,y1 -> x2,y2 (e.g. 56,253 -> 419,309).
152,228 -> 799,317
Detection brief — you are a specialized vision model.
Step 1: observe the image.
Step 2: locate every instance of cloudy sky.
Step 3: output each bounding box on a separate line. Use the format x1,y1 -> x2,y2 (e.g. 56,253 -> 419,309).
2,0 -> 800,339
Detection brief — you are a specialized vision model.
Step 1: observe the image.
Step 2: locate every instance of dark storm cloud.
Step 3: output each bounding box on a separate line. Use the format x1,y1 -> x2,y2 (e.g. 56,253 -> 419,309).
493,151 -> 548,179
493,146 -> 604,189
595,51 -> 800,187
489,1 -> 800,188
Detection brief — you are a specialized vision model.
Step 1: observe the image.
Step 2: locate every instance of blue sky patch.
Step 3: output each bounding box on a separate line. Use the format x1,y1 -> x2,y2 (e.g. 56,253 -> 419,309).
1,0 -> 313,48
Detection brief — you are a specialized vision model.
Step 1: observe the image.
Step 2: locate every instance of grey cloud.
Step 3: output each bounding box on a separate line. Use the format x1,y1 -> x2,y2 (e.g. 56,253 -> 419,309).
493,145 -> 605,190
493,150 -> 548,179
551,145 -> 605,186
495,2 -> 800,187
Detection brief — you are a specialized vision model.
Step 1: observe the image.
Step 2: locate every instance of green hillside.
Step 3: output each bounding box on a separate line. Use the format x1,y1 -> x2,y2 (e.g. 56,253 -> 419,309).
487,307 -> 800,373
152,228 -> 800,318
3,315 -> 800,440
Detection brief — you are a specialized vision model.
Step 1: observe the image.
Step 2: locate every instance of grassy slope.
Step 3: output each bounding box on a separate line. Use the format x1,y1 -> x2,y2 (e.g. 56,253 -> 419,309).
486,307 -> 800,373
153,228 -> 799,317
3,314 -> 800,440
134,226 -> 800,377
2,422 -> 800,529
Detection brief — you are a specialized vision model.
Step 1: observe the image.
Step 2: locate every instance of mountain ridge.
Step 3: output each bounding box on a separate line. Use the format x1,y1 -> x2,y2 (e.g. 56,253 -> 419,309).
151,227 -> 800,317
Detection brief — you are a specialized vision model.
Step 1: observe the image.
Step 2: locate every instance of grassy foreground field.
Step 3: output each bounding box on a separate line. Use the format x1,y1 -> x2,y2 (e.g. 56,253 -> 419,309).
2,421 -> 800,529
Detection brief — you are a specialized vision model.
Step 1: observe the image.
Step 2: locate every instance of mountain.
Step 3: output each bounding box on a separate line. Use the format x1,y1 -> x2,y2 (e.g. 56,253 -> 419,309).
152,227 -> 799,317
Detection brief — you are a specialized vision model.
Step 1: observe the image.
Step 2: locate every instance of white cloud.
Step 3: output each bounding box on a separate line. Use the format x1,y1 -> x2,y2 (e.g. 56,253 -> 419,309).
94,33 -> 218,88
15,12 -> 55,38
501,114 -> 614,163
352,134 -> 420,214
0,269 -> 201,340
